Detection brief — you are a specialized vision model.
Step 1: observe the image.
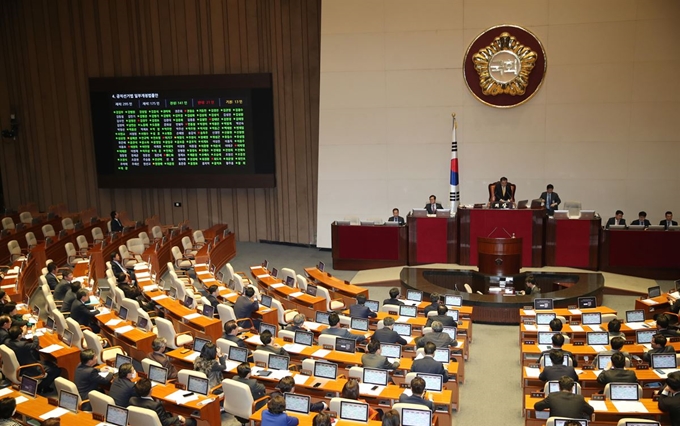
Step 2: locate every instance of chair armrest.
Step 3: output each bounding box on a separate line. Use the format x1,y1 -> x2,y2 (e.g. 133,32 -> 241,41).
78,399 -> 90,410
101,345 -> 126,360
209,384 -> 222,395
174,331 -> 193,347
236,318 -> 254,331
17,363 -> 46,382
251,395 -> 270,412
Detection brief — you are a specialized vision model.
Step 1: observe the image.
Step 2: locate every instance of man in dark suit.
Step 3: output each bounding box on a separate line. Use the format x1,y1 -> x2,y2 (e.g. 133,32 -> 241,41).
258,330 -> 290,357
349,295 -> 377,319
110,211 -> 124,233
410,342 -> 449,383
605,210 -> 626,228
424,195 -> 443,214
1,303 -> 26,328
643,334 -> 676,363
233,363 -> 267,410
205,285 -> 220,310
383,288 -> 403,307
535,376 -> 594,419
53,270 -> 73,301
0,316 -> 10,345
45,262 -> 59,291
658,371 -> 680,424
661,211 -> 678,230
539,184 -> 561,216
223,320 -> 248,349
361,340 -> 399,370
657,314 -> 680,338
518,275 -> 541,296
131,378 -> 196,426
425,305 -> 456,328
388,208 -> 405,225
493,177 -> 513,203
109,363 -> 137,406
398,377 -> 434,411
60,282 -> 81,313
372,317 -> 407,345
234,287 -> 259,329
416,321 -> 457,348
71,289 -> 101,333
271,376 -> 326,412
74,349 -> 114,410
284,314 -> 309,333
320,313 -> 366,343
597,352 -> 637,386
540,334 -> 577,367
539,350 -> 579,382
6,326 -> 59,394
110,252 -> 133,279
631,211 -> 651,227
423,293 -> 440,316
147,337 -> 178,380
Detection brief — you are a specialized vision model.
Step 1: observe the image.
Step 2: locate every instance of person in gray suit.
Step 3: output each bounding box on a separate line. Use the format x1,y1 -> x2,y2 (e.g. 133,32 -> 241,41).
233,363 -> 267,411
425,305 -> 456,328
539,350 -> 579,382
130,378 -> 195,426
74,349 -> 113,410
642,333 -> 676,362
320,313 -> 366,343
349,294 -> 377,319
258,330 -> 290,358
372,317 -> 407,345
361,340 -> 399,370
416,321 -> 457,348
597,352 -> 638,386
410,342 -> 449,383
109,363 -> 137,406
534,376 -> 594,419
45,262 -> 59,291
397,377 -> 434,411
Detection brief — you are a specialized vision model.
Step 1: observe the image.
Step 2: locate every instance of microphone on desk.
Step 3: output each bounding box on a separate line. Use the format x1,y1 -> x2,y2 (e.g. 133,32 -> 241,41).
454,284 -> 459,292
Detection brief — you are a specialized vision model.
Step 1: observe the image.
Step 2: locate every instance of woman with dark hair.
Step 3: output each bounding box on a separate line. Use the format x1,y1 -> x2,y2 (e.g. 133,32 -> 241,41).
194,342 -> 226,392
262,395 -> 299,426
381,409 -> 400,426
0,397 -> 21,425
341,379 -> 379,418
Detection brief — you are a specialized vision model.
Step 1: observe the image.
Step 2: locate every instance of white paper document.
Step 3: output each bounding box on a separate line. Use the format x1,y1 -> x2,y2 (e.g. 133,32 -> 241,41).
166,389 -> 199,405
590,345 -> 607,353
640,299 -> 659,305
654,368 -> 680,378
402,300 -> 419,306
135,272 -> 151,279
151,294 -> 168,301
569,309 -> 582,315
524,367 -> 540,378
184,352 -> 200,362
626,322 -> 651,330
183,313 -> 201,320
143,284 -> 160,292
289,291 -> 304,298
105,319 -> 123,327
40,407 -> 70,419
523,310 -> 536,316
303,321 -> 323,331
587,325 -> 602,332
246,335 -> 263,346
270,283 -> 284,288
524,325 -> 537,332
588,400 -> 608,411
396,317 -> 412,323
570,325 -> 584,332
39,344 -> 64,353
114,325 -> 134,334
14,396 -> 28,405
311,349 -> 331,358
611,401 -> 648,413
293,374 -> 310,385
282,343 -> 307,353
223,360 -> 241,372
536,325 -> 550,332
359,383 -> 385,396
0,388 -> 13,397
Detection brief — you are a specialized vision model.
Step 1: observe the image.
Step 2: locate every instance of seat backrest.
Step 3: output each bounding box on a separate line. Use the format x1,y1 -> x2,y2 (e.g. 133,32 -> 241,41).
142,358 -> 163,375
0,344 -> 21,384
296,274 -> 308,291
316,286 -> 332,310
604,383 -> 642,399
381,304 -> 400,313
19,212 -> 32,224
155,317 -> 181,348
139,232 -> 150,246
232,275 -> 245,293
62,218 -> 74,230
42,224 -> 55,237
120,299 -> 141,323
178,369 -> 207,387
113,287 -> 126,307
280,268 -> 296,286
171,246 -> 183,260
181,236 -> 193,251
119,245 -> 131,257
92,227 -> 104,242
392,403 -> 432,422
270,299 -> 287,325
127,238 -> 145,255
253,350 -> 272,367
217,304 -> 236,328
52,310 -> 67,335
26,232 -> 37,247
76,235 -> 89,250
216,338 -> 238,354
107,221 -> 112,233
488,181 -> 517,202
83,330 -> 104,363
55,378 -> 81,405
66,318 -> 84,350
152,226 -> 163,240
88,390 -> 115,416
1,217 -> 14,230
278,330 -> 295,341
222,378 -> 255,418
7,240 -> 21,256
348,366 -> 363,381
128,406 -> 162,426
318,334 -> 337,348
193,230 -> 205,245
65,242 -> 77,257
615,419 -> 659,426
543,381 -> 581,394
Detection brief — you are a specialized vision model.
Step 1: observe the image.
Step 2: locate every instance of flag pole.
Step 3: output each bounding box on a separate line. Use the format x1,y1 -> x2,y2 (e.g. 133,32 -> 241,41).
449,113 -> 459,215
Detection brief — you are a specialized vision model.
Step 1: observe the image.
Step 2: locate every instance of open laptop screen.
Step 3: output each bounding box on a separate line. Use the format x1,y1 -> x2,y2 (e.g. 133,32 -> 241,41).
62,329 -> 74,347
259,322 -> 277,337
651,353 -> 677,369
137,316 -> 149,331
554,419 -> 587,426
406,290 -> 422,302
20,376 -> 38,398
442,326 -> 457,340
335,337 -> 356,353
547,382 -> 578,394
187,375 -> 209,395
365,300 -> 379,312
581,312 -> 601,325
115,354 -> 132,370
268,354 -> 290,371
149,365 -> 168,384
537,332 -> 557,345
350,317 -> 369,331
597,355 -> 612,370
534,298 -> 554,310
306,285 -> 317,297
118,306 -> 129,321
625,310 -> 645,323
648,286 -> 662,298
417,373 -> 443,392
260,295 -> 272,308
59,390 -> 79,413
294,330 -> 314,346
578,296 -> 597,309
380,344 -> 401,359
536,313 -> 556,325
284,393 -> 310,414
636,330 -> 656,344
313,362 -> 337,379
317,262 -> 325,272
433,348 -> 450,364
228,346 -> 248,363
362,368 -> 388,386
586,332 -> 609,346
202,304 -> 214,318
609,383 -> 639,401
105,405 -> 129,426
340,401 -> 368,422
399,305 -> 417,318
193,337 -> 210,353
402,408 -> 432,426
315,311 -> 330,325
393,323 -> 412,337
444,294 -> 462,307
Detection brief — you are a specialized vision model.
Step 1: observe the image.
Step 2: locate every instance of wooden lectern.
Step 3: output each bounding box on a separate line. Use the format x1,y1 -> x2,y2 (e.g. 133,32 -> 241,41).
477,237 -> 522,275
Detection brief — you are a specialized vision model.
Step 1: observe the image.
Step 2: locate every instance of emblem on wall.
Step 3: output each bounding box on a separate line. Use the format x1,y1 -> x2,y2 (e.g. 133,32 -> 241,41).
463,25 -> 547,108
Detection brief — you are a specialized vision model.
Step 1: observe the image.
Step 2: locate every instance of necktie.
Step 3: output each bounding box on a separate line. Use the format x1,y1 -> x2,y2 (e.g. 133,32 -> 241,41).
547,194 -> 550,206
432,204 -> 436,212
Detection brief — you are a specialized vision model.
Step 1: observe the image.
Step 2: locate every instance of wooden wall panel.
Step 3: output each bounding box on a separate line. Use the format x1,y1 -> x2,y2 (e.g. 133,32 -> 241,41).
0,0 -> 320,245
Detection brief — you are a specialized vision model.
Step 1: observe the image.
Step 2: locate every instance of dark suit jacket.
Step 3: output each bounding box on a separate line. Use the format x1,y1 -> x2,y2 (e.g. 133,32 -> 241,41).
46,273 -> 59,291
320,327 -> 366,343
74,364 -> 113,400
425,315 -> 456,328
538,364 -> 579,382
525,285 -> 541,295
535,391 -> 594,419
222,334 -> 248,349
129,396 -> 180,426
410,356 -> 448,383
540,192 -> 561,211
423,303 -> 439,317
372,327 -> 407,345
111,261 -> 127,276
283,325 -> 306,333
382,298 -> 403,307
111,218 -> 124,233
416,332 -> 457,348
349,304 -> 376,319
206,294 -> 220,309
361,353 -> 398,370
0,329 -> 8,345
147,352 -> 178,379
661,220 -> 679,230
658,392 -> 680,426
642,344 -> 676,362
53,280 -> 71,301
540,349 -> 577,367
234,295 -> 258,327
631,219 -> 651,226
596,368 -> 638,385
109,377 -> 136,406
388,216 -> 405,225
606,217 -> 626,228
70,299 -> 99,328
6,338 -> 40,366
424,203 -> 443,214
494,184 -> 513,202
259,344 -> 290,358
61,291 -> 77,313
398,393 -> 434,411
233,376 -> 266,401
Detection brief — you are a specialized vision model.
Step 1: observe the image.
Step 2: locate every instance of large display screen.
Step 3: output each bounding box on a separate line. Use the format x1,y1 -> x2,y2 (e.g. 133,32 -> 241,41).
89,74 -> 275,188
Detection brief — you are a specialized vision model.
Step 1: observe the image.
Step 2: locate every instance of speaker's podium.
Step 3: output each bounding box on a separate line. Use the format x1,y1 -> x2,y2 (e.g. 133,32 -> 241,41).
477,237 -> 522,275
407,211 -> 457,265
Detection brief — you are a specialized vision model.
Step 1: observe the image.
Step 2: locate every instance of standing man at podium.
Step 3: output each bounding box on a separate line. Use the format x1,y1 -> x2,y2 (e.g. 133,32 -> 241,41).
539,184 -> 561,216
425,195 -> 443,214
388,208 -> 405,225
494,177 -> 513,203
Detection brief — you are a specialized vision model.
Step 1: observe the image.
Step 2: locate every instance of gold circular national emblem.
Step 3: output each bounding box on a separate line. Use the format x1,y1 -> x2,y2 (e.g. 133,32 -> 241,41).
463,25 -> 547,108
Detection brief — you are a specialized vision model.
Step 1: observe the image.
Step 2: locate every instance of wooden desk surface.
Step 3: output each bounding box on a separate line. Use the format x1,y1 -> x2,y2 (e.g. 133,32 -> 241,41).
250,266 -> 326,308
524,395 -> 663,414
250,405 -> 384,426
38,331 -> 81,380
520,320 -> 656,335
305,267 -> 369,297
0,387 -> 100,425
520,307 -> 618,318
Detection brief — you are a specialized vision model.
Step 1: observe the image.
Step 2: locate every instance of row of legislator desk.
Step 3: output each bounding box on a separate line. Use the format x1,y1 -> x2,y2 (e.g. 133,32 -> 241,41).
331,208 -> 680,279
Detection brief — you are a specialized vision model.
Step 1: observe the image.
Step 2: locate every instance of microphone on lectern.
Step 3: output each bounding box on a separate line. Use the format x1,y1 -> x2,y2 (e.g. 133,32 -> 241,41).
487,227 -> 498,238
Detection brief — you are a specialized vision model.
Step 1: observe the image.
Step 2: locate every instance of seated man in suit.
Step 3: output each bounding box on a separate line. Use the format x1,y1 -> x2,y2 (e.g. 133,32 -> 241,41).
383,288 -> 403,307
6,326 -> 60,395
0,316 -> 11,345
109,363 -> 137,406
597,352 -> 637,386
398,376 -> 434,411
605,210 -> 625,228
110,211 -> 124,233
1,303 -> 26,328
540,333 -> 577,367
388,208 -> 405,225
594,336 -> 631,366
53,269 -> 73,301
607,318 -> 626,340
410,342 -> 449,383
71,288 -> 101,333
424,195 -> 443,214
534,376 -> 594,419
234,287 -> 260,329
233,363 -> 267,410
643,333 -> 676,362
270,376 -> 326,411
493,177 -> 513,203
60,281 -> 81,313
657,314 -> 680,337
205,285 -> 220,310
361,340 -> 399,370
74,349 -> 114,410
631,211 -> 651,227
658,370 -> 680,423
284,314 -> 309,333
423,293 -> 440,316
540,184 -> 561,216
517,275 -> 541,296
223,320 -> 248,348
372,317 -> 407,345
131,378 -> 196,426
45,262 -> 59,291
258,330 -> 290,357
416,321 -> 457,348
349,294 -> 377,319
110,252 -> 133,279
147,337 -> 179,380
425,305 -> 456,328
661,211 -> 678,230
539,350 -> 578,382
320,313 -> 367,343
